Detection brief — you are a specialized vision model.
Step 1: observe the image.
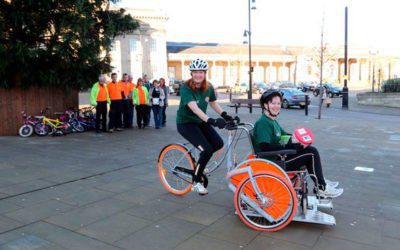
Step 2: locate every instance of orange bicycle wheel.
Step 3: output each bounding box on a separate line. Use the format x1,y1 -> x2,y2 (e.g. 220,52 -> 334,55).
234,171 -> 297,232
158,144 -> 195,196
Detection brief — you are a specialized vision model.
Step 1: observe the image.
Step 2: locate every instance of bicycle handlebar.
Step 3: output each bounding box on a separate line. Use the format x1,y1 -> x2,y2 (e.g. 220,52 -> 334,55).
225,116 -> 241,130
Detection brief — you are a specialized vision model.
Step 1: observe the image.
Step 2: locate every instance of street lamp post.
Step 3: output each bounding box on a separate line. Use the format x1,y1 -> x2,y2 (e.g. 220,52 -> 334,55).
369,50 -> 378,92
243,0 -> 256,113
372,60 -> 376,92
342,6 -> 349,109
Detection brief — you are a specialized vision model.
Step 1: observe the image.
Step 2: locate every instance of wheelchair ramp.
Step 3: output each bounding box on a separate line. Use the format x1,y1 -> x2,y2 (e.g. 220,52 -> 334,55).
293,196 -> 336,226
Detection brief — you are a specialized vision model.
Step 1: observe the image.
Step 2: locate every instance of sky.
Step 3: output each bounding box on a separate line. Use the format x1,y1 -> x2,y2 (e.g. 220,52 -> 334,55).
118,0 -> 400,56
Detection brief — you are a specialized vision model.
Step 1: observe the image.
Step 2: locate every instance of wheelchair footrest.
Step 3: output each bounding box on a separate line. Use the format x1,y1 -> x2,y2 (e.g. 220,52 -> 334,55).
316,197 -> 334,210
293,196 -> 336,226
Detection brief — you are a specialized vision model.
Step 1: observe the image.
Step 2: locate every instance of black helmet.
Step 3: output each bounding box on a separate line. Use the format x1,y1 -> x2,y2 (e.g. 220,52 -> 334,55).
260,89 -> 282,109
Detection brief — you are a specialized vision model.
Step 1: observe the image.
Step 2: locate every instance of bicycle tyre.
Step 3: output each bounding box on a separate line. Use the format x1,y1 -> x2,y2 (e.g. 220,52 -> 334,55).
34,123 -> 48,136
18,125 -> 33,137
158,143 -> 195,196
234,171 -> 297,232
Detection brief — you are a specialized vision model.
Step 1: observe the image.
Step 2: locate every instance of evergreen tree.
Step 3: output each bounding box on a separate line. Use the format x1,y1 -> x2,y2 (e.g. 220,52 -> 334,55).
0,0 -> 139,90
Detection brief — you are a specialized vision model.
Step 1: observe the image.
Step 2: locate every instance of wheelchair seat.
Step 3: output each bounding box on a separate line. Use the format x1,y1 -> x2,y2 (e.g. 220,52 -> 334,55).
247,129 -> 309,184
248,129 -> 297,169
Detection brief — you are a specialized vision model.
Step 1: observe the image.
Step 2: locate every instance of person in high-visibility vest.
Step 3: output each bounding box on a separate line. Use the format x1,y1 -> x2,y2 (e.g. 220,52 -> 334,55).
107,73 -> 124,132
120,73 -> 135,128
132,78 -> 149,129
90,75 -> 111,133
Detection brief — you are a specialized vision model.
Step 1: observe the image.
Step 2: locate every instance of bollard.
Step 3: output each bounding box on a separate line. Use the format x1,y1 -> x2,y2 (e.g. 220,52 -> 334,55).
305,94 -> 309,116
229,88 -> 232,102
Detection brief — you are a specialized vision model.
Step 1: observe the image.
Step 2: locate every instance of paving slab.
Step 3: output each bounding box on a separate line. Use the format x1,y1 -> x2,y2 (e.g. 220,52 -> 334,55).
124,198 -> 187,221
0,216 -> 22,234
95,178 -> 150,193
200,214 -> 259,245
5,200 -> 74,224
0,201 -> 22,215
58,188 -> 114,207
261,222 -> 323,247
0,235 -> 64,250
175,234 -> 242,250
44,198 -> 134,230
114,216 -> 204,250
172,201 -> 231,226
246,235 -> 310,250
312,235 -> 378,250
78,212 -> 152,244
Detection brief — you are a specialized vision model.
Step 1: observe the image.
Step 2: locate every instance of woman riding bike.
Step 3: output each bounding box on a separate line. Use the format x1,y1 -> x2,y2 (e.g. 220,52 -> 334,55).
176,58 -> 234,195
253,89 -> 343,198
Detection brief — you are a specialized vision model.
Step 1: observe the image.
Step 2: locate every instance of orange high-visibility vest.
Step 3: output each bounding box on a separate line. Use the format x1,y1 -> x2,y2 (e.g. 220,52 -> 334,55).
137,87 -> 147,104
120,81 -> 135,98
107,81 -> 123,100
97,84 -> 108,102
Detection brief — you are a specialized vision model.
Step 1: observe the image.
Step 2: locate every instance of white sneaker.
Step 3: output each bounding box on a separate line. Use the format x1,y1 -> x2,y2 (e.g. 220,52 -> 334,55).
318,186 -> 343,198
325,179 -> 339,188
191,182 -> 208,195
203,168 -> 210,174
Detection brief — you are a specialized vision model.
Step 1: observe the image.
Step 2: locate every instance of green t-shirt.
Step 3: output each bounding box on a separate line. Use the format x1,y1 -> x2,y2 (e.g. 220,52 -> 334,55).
176,84 -> 217,124
253,114 -> 288,159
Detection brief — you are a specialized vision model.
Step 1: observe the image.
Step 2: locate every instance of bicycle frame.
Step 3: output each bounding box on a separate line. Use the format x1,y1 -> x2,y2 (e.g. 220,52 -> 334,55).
176,122 -> 255,176
21,112 -> 38,126
41,117 -> 66,129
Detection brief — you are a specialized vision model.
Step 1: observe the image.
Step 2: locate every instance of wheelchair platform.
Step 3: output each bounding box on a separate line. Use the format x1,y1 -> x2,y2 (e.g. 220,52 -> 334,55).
293,196 -> 336,226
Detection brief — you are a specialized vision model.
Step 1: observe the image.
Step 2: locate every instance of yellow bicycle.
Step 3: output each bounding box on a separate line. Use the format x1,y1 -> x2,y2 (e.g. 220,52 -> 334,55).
34,109 -> 72,136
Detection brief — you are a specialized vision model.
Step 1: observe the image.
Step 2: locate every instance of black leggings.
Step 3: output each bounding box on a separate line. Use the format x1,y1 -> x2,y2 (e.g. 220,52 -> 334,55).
135,105 -> 147,128
177,122 -> 224,183
285,146 -> 326,189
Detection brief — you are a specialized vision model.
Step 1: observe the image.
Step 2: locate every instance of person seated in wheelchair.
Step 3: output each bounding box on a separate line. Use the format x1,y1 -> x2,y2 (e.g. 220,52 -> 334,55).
253,89 -> 343,198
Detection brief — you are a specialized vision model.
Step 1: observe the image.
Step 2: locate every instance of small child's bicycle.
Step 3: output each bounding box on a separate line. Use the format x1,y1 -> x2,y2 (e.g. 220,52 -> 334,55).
158,118 -> 336,232
18,111 -> 40,137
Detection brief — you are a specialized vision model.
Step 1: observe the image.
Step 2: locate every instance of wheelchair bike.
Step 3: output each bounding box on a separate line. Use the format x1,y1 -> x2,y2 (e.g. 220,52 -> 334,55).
157,118 -> 336,232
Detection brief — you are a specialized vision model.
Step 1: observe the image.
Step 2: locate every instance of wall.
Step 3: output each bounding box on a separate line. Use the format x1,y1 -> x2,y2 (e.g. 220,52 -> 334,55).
0,87 -> 79,136
356,92 -> 400,108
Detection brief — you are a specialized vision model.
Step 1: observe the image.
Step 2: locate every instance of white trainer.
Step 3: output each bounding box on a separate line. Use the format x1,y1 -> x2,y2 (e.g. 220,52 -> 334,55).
325,179 -> 339,188
192,182 -> 208,195
318,186 -> 343,198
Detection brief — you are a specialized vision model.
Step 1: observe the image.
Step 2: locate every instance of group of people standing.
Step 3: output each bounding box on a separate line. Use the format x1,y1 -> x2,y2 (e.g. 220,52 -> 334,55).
90,73 -> 169,133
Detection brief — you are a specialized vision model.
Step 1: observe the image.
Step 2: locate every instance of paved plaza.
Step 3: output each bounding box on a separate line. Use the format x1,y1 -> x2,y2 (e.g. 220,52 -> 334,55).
0,94 -> 399,249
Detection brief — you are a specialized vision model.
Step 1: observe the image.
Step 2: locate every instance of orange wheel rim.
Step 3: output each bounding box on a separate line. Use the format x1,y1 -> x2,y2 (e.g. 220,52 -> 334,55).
158,144 -> 194,196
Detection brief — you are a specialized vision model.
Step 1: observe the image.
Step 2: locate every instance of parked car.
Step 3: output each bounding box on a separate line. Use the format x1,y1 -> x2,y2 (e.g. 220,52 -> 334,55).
324,83 -> 343,97
270,82 -> 280,89
278,81 -> 296,88
297,82 -> 317,92
254,82 -> 270,94
216,85 -> 232,93
168,84 -> 175,95
172,80 -> 184,96
313,83 -> 343,97
233,83 -> 248,94
231,82 -> 261,94
279,88 -> 311,109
